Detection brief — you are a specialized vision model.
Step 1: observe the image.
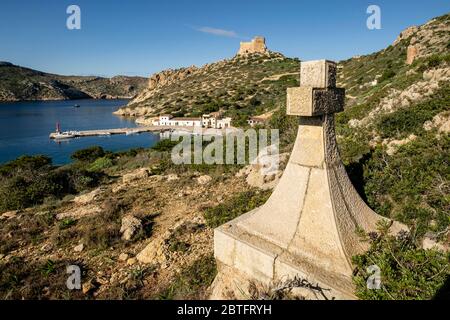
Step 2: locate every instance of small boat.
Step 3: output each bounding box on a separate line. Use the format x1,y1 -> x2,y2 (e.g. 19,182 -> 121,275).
50,123 -> 79,139
52,131 -> 76,139
74,104 -> 80,108
126,129 -> 139,136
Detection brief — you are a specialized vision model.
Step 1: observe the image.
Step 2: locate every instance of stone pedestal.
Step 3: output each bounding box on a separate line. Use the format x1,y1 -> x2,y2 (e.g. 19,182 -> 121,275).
211,60 -> 405,300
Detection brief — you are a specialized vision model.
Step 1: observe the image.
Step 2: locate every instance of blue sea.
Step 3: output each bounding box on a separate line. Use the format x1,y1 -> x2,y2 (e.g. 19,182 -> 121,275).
0,99 -> 159,165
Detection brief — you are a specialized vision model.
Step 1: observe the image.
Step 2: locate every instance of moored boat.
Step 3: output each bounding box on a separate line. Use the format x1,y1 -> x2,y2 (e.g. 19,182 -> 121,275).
51,131 -> 77,139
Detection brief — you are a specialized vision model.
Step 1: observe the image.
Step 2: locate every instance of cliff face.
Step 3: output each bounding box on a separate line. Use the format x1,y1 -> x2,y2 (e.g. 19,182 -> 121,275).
0,64 -> 147,102
148,66 -> 198,90
127,66 -> 199,107
392,16 -> 449,62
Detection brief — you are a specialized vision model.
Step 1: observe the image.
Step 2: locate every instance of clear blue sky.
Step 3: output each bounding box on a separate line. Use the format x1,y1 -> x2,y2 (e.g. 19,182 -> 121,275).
0,0 -> 448,77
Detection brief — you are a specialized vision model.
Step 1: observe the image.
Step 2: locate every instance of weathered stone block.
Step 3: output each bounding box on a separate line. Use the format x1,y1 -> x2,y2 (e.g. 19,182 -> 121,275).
214,228 -> 236,267
300,60 -> 337,88
287,87 -> 345,116
234,239 -> 276,280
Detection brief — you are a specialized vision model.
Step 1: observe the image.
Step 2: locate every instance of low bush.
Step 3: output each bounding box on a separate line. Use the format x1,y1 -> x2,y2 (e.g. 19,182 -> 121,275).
379,69 -> 396,83
362,134 -> 449,236
352,223 -> 450,300
0,155 -> 105,212
87,156 -> 114,172
71,146 -> 105,162
151,139 -> 180,152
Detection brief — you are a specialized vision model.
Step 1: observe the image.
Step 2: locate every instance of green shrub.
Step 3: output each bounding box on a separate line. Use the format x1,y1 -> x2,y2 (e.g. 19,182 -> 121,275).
415,53 -> 450,72
337,134 -> 371,166
268,106 -> 297,151
88,156 -> 114,172
151,139 -> 180,152
0,155 -> 52,177
59,218 -> 76,230
0,169 -> 63,211
0,155 -> 104,212
379,69 -> 396,83
353,223 -> 450,300
362,135 -> 449,236
71,146 -> 105,162
249,96 -> 261,107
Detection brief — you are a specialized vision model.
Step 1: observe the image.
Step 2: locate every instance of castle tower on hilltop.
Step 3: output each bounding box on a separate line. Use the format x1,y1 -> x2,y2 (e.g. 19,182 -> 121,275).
238,36 -> 268,55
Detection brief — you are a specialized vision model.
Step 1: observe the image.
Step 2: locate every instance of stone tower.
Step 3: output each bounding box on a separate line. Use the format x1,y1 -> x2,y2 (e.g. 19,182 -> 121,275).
211,60 -> 405,300
238,36 -> 268,55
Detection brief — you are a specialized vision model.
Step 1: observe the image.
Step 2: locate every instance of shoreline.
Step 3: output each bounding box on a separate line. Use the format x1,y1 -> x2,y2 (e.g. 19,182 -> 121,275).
0,97 -> 133,104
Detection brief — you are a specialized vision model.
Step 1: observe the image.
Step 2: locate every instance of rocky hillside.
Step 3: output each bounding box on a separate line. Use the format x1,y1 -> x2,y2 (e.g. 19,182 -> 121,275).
0,62 -> 147,102
334,13 -> 449,243
115,52 -> 300,126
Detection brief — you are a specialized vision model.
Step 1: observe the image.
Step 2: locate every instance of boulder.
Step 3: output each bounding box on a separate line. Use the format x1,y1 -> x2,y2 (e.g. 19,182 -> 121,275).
118,253 -> 129,261
197,175 -> 212,185
393,26 -> 418,46
56,204 -> 102,220
136,238 -> 167,264
236,151 -> 289,190
0,210 -> 18,220
82,279 -> 97,294
72,188 -> 102,205
74,243 -> 84,252
166,174 -> 179,181
423,111 -> 450,133
122,168 -> 150,183
422,235 -> 447,252
120,215 -> 142,241
383,134 -> 417,156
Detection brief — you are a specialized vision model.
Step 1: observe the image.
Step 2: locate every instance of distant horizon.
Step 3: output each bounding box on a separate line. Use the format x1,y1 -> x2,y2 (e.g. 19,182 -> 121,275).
1,0 -> 449,77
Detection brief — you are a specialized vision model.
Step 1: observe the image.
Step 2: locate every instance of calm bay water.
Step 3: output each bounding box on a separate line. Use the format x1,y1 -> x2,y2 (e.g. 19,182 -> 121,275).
0,99 -> 159,165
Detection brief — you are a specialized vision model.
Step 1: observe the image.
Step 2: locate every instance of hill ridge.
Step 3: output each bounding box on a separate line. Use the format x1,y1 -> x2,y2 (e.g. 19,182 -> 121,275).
0,63 -> 147,102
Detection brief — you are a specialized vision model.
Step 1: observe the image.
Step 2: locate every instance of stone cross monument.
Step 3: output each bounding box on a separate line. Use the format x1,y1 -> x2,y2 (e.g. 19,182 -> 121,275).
211,60 -> 405,299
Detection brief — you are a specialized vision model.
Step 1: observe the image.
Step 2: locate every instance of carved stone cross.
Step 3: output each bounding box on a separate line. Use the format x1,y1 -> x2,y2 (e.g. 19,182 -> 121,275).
287,60 -> 344,116
211,60 -> 405,300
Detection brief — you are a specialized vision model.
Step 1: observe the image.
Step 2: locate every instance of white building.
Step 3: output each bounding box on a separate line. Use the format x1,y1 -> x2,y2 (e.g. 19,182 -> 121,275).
202,112 -> 232,129
153,112 -> 231,129
216,117 -> 232,129
247,116 -> 265,127
152,114 -> 202,127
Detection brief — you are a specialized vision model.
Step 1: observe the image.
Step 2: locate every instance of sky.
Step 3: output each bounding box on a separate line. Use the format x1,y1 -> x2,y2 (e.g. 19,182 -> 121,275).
0,0 -> 449,77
